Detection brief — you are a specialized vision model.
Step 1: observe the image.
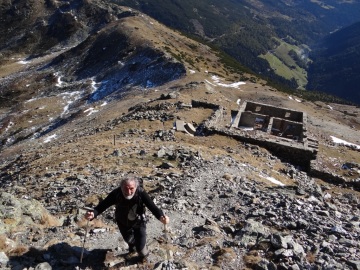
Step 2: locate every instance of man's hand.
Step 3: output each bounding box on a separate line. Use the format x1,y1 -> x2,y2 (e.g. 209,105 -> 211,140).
160,215 -> 169,224
85,211 -> 95,221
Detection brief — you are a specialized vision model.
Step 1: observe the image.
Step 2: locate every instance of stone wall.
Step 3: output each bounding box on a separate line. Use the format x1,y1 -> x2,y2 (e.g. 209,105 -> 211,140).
192,99 -> 318,169
310,161 -> 360,191
244,101 -> 303,122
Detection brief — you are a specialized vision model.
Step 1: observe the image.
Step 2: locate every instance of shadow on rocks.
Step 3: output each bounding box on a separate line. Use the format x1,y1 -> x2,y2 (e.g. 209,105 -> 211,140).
8,242 -> 110,270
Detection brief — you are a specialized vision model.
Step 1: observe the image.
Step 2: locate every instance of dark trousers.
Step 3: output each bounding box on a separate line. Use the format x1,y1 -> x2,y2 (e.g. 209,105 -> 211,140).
118,222 -> 147,253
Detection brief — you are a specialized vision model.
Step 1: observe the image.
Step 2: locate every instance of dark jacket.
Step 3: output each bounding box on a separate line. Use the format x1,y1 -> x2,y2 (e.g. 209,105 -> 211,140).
94,187 -> 164,228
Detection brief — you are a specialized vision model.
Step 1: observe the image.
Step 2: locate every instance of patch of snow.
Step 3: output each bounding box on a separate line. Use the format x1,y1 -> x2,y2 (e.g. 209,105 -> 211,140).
146,80 -> 154,88
6,137 -> 15,144
205,79 -> 216,86
210,75 -> 246,89
44,134 -> 57,143
289,96 -> 301,102
84,107 -> 98,116
60,91 -> 82,117
18,60 -> 30,65
260,175 -> 285,186
5,121 -> 14,132
55,72 -> 64,87
236,99 -> 241,105
189,69 -> 196,74
90,78 -> 99,92
327,105 -> 333,110
100,102 -> 107,107
25,97 -> 39,103
330,136 -> 360,149
239,126 -> 254,131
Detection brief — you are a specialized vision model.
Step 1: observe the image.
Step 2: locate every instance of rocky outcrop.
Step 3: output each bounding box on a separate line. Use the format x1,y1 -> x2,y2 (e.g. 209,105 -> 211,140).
0,192 -> 60,234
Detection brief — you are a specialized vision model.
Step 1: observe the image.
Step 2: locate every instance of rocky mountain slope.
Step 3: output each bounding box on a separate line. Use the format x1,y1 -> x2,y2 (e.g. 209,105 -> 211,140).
0,1 -> 359,269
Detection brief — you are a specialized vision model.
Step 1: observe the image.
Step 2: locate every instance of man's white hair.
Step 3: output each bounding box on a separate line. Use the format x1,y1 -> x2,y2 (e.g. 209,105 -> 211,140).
120,176 -> 139,188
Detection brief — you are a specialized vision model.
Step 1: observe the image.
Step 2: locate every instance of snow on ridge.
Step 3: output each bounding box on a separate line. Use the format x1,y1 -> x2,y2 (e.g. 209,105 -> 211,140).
289,96 -> 302,102
60,91 -> 82,117
18,60 -> 30,65
55,72 -> 64,87
330,136 -> 360,149
90,78 -> 100,93
210,75 -> 246,89
84,107 -> 99,116
43,134 -> 57,143
260,174 -> 285,186
5,121 -> 14,132
25,97 -> 39,103
204,79 -> 216,86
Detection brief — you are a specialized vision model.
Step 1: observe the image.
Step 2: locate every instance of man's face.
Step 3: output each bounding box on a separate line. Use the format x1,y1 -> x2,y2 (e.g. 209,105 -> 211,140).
121,181 -> 137,200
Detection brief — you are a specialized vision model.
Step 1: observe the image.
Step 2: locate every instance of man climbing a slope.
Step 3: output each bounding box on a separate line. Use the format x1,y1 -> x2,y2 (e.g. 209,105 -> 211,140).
85,176 -> 169,261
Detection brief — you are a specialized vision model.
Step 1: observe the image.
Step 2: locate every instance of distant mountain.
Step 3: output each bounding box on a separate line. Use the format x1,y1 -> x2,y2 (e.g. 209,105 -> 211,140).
113,0 -> 360,89
307,22 -> 360,105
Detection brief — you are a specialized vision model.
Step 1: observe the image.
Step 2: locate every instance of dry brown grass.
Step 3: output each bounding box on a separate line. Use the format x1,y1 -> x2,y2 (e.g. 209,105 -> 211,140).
7,245 -> 29,257
0,56 -> 28,77
0,234 -> 10,251
40,212 -> 62,227
212,247 -> 237,267
306,251 -> 317,263
0,234 -> 29,256
243,250 -> 263,267
77,216 -> 109,229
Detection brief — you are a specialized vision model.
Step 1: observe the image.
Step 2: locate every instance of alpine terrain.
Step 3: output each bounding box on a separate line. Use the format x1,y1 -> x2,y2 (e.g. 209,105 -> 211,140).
0,1 -> 359,270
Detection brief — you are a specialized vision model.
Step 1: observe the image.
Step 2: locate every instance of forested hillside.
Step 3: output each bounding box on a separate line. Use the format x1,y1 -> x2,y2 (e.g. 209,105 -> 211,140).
113,0 -> 360,90
307,21 -> 360,105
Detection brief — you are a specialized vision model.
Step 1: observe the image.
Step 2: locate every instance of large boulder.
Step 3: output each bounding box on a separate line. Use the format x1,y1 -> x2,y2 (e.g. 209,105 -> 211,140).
0,192 -> 60,234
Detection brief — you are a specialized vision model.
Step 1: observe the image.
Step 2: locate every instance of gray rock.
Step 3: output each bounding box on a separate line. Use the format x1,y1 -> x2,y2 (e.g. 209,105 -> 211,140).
255,259 -> 271,270
346,260 -> 360,270
157,148 -> 167,158
241,219 -> 271,237
0,192 -> 59,234
331,226 -> 348,235
271,234 -> 292,249
35,262 -> 52,270
0,252 -> 9,267
292,242 -> 305,258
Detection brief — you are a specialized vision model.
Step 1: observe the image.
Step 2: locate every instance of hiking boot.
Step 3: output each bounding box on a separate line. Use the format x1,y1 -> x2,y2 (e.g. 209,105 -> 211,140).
139,253 -> 149,263
124,250 -> 137,261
